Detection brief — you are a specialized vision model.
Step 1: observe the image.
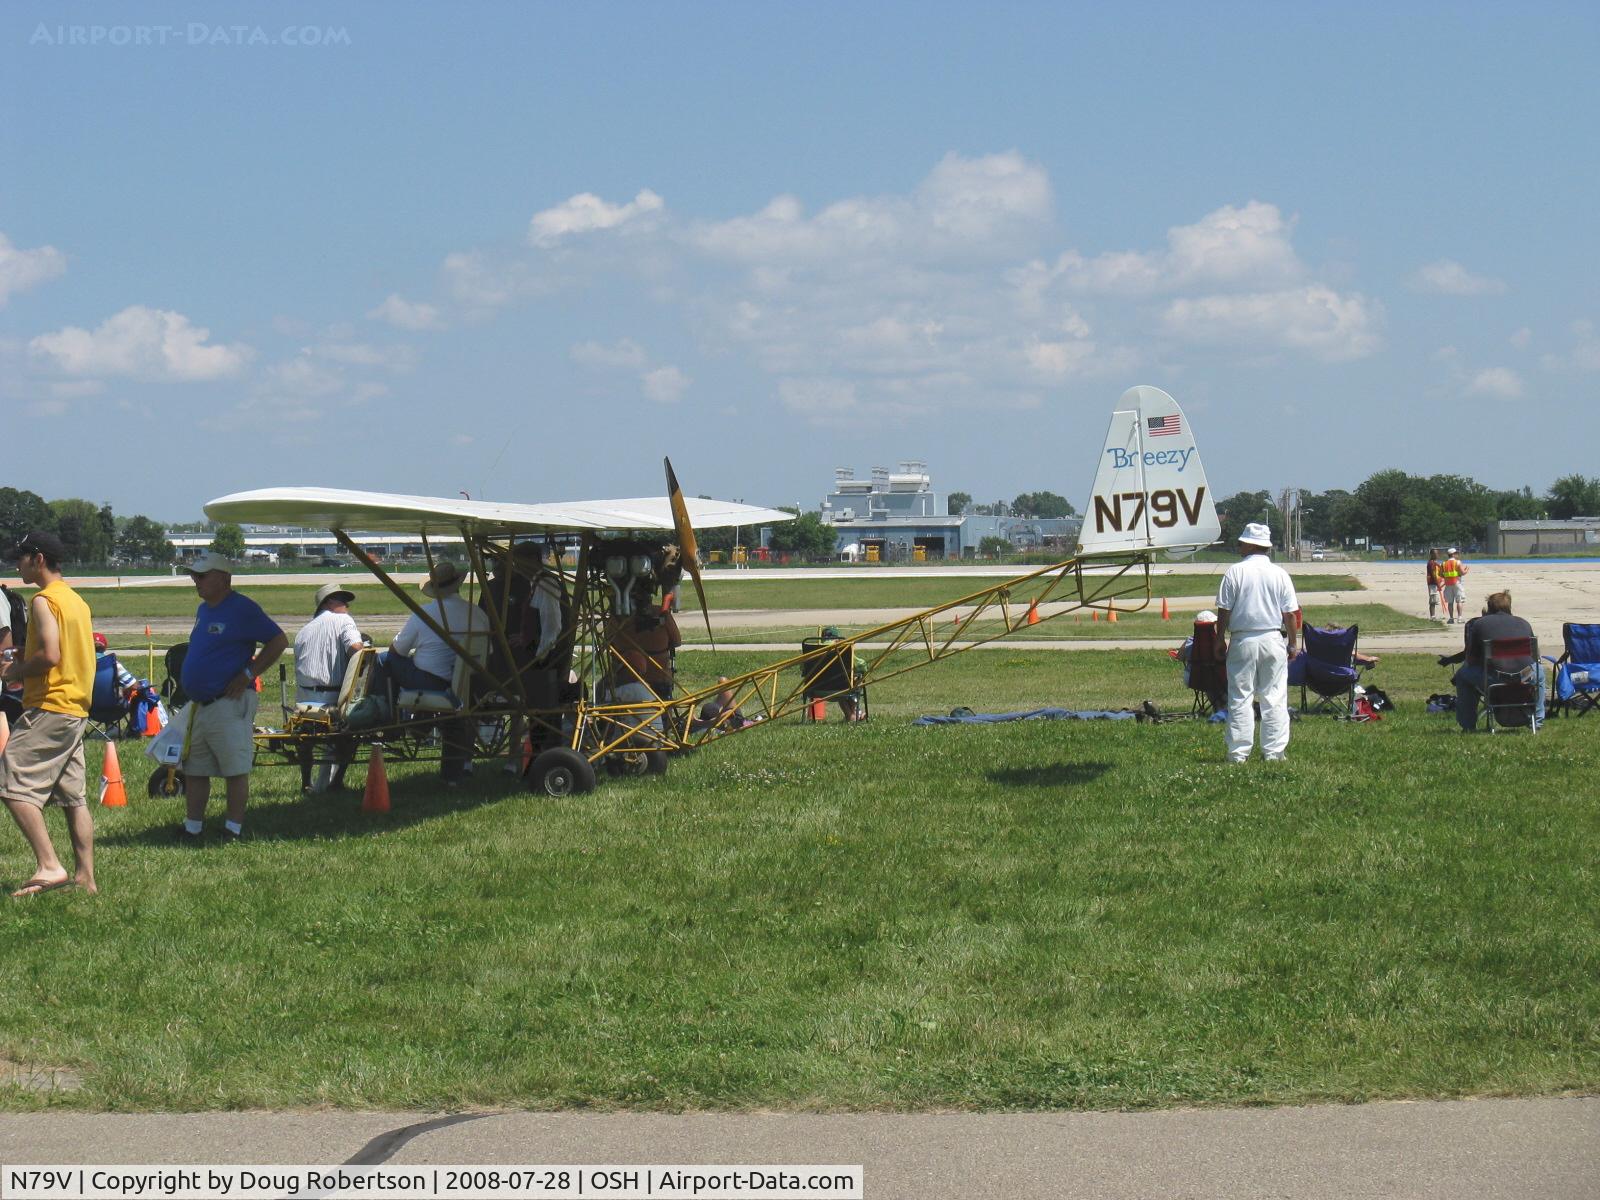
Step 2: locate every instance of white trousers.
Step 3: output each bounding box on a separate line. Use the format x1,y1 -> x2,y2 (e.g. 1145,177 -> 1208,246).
1225,631 -> 1290,762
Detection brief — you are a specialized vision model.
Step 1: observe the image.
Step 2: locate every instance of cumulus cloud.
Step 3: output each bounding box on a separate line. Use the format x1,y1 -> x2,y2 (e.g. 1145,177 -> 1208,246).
692,151 -> 1052,266
1539,319 -> 1600,372
0,233 -> 66,305
419,155 -> 1386,428
641,365 -> 690,404
1465,367 -> 1524,398
29,305 -> 251,380
1162,286 -> 1381,361
367,293 -> 443,331
571,337 -> 689,403
1031,201 -> 1304,297
529,188 -> 664,246
1410,259 -> 1506,296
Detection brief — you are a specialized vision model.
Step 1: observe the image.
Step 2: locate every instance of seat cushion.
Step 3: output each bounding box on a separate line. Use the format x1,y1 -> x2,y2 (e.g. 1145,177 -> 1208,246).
396,688 -> 461,712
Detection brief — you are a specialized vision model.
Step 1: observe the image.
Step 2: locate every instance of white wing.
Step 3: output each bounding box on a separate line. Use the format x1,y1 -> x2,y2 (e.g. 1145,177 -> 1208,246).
203,487 -> 794,535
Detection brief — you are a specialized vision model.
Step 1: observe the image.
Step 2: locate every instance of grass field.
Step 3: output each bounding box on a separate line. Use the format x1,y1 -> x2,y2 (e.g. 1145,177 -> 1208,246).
54,572 -> 1362,622
2,648 -> 1595,1113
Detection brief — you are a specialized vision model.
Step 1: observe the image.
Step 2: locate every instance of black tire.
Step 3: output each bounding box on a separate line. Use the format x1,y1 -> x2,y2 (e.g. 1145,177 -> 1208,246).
605,751 -> 652,777
526,748 -> 596,797
644,750 -> 669,775
147,767 -> 185,799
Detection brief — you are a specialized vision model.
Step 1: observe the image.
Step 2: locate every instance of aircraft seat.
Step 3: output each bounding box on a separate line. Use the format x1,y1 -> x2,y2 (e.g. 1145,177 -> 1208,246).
395,633 -> 490,712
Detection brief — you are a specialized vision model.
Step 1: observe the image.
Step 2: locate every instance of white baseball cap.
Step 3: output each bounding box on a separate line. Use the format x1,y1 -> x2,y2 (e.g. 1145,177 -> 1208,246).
1195,609 -> 1218,623
187,552 -> 235,575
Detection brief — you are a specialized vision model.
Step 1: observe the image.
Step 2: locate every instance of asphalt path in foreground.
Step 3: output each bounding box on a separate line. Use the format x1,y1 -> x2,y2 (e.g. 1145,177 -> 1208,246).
2,1099 -> 1596,1198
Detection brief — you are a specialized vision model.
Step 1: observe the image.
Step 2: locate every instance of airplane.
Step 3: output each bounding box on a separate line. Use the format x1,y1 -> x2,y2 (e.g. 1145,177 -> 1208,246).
162,385 -> 1217,799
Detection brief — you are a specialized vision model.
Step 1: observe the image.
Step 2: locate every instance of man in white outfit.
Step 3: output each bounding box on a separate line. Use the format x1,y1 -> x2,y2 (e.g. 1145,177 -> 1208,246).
293,582 -> 365,793
1214,522 -> 1299,763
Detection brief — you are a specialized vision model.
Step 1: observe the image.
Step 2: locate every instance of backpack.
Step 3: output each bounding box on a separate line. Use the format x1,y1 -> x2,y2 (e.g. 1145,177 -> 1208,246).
1,584 -> 26,651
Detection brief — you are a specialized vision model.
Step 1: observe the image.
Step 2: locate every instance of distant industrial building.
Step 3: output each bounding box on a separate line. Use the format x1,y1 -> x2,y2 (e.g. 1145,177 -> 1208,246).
1488,517 -> 1600,556
168,532 -> 464,565
820,462 -> 1081,561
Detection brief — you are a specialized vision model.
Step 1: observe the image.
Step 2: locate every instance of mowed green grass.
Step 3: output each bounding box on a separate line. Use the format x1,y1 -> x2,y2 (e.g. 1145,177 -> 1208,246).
62,571 -> 1361,622
1,648 -> 1595,1113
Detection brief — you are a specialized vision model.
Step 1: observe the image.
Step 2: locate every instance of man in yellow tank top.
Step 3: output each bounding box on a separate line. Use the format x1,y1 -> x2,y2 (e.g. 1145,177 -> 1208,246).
0,531 -> 97,896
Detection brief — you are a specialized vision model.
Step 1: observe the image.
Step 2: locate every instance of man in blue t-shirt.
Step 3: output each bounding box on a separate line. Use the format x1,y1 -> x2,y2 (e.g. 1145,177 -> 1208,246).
177,553 -> 287,844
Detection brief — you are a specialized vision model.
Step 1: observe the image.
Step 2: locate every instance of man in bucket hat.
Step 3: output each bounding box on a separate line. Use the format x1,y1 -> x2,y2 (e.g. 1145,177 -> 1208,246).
1213,522 -> 1299,763
293,582 -> 366,793
370,561 -> 488,784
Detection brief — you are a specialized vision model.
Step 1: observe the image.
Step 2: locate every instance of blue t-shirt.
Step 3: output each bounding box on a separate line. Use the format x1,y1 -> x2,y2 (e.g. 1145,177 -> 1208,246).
181,591 -> 283,702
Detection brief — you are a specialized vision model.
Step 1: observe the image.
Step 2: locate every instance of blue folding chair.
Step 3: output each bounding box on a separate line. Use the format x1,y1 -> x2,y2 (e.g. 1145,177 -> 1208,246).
1546,622 -> 1600,718
86,653 -> 133,741
1290,624 -> 1363,715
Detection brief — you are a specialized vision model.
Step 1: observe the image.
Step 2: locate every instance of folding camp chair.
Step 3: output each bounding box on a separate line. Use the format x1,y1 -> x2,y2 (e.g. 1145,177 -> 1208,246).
1479,634 -> 1541,733
801,635 -> 868,722
160,642 -> 190,710
1545,622 -> 1600,718
1179,620 -> 1227,717
86,653 -> 134,741
1292,624 -> 1362,715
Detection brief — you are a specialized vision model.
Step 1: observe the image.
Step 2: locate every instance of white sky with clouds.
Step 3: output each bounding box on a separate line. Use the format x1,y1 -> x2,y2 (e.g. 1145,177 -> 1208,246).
2,1 -> 1596,520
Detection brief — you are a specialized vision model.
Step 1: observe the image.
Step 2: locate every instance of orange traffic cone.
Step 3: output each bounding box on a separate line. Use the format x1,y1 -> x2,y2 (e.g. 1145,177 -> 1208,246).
809,699 -> 827,721
1108,608 -> 1118,623
1091,610 -> 1099,623
99,741 -> 127,807
1161,596 -> 1171,621
362,746 -> 391,814
520,735 -> 533,774
143,703 -> 163,738
1026,600 -> 1039,626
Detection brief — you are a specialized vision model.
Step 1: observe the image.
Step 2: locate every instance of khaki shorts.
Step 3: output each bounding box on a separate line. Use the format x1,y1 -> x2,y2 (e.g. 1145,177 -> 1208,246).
0,708 -> 88,809
182,690 -> 259,778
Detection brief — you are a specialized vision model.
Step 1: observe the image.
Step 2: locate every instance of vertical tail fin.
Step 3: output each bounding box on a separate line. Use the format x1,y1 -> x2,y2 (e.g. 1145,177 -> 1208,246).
1077,385 -> 1220,556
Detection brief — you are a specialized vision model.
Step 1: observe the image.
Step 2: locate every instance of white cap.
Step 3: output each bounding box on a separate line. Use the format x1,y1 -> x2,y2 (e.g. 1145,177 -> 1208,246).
1237,522 -> 1273,548
1447,547 -> 1458,554
187,552 -> 235,575
1195,609 -> 1218,623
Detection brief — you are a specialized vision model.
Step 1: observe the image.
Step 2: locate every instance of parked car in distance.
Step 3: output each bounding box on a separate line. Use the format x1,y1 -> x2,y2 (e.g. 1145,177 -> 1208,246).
317,557 -> 341,567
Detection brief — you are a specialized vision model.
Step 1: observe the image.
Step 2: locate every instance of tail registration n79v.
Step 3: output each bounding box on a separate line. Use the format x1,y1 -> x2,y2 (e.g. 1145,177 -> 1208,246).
1076,385 -> 1221,557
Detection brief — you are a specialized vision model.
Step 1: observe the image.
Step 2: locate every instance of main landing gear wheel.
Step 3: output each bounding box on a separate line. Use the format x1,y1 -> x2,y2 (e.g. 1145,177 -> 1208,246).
526,748 -> 596,797
148,767 -> 186,799
603,750 -> 670,778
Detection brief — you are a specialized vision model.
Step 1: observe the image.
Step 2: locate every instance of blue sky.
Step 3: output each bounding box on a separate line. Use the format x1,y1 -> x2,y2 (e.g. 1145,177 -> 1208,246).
3,1 -> 1596,521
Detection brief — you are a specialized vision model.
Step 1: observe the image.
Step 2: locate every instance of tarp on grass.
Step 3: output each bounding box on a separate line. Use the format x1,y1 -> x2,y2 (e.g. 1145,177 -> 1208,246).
914,707 -> 1139,725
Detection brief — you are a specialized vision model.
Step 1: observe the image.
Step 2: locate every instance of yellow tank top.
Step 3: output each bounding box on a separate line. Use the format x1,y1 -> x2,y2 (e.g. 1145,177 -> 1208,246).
23,580 -> 94,719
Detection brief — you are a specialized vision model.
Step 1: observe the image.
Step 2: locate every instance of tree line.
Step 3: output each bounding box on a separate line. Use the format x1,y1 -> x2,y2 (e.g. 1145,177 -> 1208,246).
0,487 -> 176,566
1216,472 -> 1600,551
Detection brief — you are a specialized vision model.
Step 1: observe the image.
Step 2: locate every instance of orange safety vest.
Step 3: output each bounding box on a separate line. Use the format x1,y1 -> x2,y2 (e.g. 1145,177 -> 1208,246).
1440,557 -> 1463,582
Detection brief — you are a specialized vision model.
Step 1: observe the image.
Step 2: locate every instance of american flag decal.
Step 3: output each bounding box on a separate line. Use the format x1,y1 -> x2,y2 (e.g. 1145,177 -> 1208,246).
1147,414 -> 1181,437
